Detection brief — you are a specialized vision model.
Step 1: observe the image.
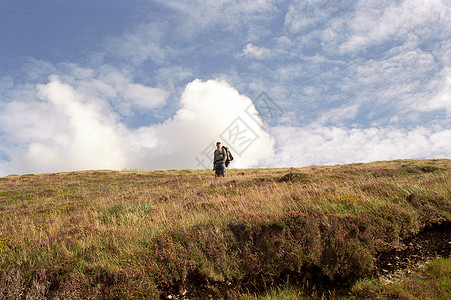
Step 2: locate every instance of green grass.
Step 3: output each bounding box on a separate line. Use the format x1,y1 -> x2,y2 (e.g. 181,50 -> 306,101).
0,159 -> 450,299
349,257 -> 451,300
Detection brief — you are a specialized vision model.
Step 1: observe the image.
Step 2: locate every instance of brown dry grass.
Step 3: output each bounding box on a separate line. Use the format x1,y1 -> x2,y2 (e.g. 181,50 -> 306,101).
0,159 -> 450,299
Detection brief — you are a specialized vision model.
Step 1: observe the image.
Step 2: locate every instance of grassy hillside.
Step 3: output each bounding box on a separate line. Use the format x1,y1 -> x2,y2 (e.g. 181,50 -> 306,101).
0,159 -> 450,299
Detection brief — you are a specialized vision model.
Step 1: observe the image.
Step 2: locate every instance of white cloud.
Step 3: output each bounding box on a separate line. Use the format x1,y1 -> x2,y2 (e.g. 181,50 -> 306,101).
410,67 -> 451,115
354,50 -> 436,86
0,98 -> 60,144
123,84 -> 168,109
126,79 -> 275,170
314,104 -> 360,126
41,64 -> 170,116
284,0 -> 322,34
105,22 -> 170,65
15,76 -> 127,173
103,0 -> 280,66
269,125 -> 451,167
0,78 -> 275,175
336,48 -> 445,125
339,0 -> 451,54
345,50 -> 437,110
277,63 -> 304,80
240,43 -> 273,59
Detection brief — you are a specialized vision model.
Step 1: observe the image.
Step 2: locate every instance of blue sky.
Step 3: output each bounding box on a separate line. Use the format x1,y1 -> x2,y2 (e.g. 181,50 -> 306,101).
1,0 -> 450,175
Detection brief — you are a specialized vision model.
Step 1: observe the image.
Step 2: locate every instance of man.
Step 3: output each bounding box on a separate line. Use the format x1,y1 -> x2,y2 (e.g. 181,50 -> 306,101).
213,141 -> 226,177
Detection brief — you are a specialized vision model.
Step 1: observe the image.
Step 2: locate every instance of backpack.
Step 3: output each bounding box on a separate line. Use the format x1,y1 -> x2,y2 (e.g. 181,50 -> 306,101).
222,146 -> 234,167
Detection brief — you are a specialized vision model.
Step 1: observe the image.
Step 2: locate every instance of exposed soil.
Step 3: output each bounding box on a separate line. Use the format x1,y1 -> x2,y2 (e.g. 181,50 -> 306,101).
159,221 -> 451,300
374,221 -> 451,279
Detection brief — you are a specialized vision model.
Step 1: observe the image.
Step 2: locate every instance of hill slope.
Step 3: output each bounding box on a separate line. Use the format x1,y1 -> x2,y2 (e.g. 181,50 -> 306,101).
0,159 -> 450,299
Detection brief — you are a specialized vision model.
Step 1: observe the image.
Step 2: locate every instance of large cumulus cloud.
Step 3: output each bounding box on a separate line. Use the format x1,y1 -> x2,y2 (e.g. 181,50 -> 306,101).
0,77 -> 274,175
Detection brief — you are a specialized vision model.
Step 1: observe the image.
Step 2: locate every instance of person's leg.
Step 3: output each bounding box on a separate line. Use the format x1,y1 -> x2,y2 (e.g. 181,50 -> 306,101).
221,163 -> 226,177
215,163 -> 221,177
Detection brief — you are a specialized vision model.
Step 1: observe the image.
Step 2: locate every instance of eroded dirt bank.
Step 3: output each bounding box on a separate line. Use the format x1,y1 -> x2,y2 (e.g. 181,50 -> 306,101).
160,221 -> 451,299
374,221 -> 450,278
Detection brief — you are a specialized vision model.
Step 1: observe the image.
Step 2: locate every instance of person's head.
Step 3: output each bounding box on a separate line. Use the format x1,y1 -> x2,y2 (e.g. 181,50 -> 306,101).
216,142 -> 221,149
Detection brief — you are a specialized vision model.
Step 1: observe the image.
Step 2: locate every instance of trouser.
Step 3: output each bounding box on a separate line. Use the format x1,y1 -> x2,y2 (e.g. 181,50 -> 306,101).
214,162 -> 226,177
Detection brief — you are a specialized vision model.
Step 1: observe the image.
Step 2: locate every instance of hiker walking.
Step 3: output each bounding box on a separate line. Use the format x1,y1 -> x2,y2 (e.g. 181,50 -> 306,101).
213,142 -> 226,177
